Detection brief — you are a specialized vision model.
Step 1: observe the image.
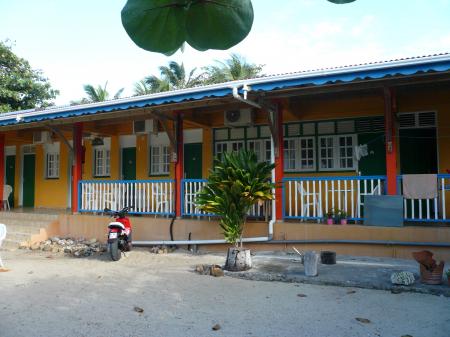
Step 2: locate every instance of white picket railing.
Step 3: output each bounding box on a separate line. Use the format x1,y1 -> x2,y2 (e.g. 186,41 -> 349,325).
182,179 -> 271,219
283,176 -> 386,221
397,174 -> 450,223
79,180 -> 175,215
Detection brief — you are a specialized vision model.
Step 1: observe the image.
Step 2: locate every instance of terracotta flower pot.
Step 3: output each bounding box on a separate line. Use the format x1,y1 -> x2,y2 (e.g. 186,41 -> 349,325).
419,263 -> 444,285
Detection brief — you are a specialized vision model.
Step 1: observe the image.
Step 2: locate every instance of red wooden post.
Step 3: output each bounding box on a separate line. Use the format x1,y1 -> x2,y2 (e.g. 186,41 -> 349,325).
175,114 -> 184,218
384,88 -> 398,195
275,103 -> 284,220
0,134 -> 5,211
72,123 -> 83,213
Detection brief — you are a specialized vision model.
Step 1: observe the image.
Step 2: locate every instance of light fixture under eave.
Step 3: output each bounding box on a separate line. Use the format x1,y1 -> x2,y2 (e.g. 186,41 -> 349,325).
91,137 -> 104,146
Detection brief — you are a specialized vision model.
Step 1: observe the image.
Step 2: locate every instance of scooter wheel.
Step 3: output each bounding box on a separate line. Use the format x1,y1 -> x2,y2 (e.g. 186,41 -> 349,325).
109,240 -> 121,261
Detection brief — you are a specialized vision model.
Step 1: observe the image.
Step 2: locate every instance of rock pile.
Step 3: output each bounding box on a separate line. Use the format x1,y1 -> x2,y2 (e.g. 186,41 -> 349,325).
195,264 -> 224,277
149,245 -> 176,254
27,237 -> 106,257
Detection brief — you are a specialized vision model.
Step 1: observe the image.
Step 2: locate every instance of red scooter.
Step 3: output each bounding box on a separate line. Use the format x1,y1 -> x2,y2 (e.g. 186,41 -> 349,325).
104,206 -> 133,261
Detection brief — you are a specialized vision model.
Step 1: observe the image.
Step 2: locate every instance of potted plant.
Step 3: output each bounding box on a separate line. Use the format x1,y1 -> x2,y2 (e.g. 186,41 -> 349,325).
325,210 -> 335,225
196,150 -> 274,272
338,209 -> 348,225
446,269 -> 450,286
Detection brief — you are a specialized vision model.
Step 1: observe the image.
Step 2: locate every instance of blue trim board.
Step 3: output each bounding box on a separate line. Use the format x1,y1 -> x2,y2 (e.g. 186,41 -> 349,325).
283,175 -> 386,182
2,56 -> 450,127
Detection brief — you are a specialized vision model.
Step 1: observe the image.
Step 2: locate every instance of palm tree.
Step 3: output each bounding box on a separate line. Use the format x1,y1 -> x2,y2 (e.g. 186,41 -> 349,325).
82,81 -> 124,102
158,61 -> 204,90
203,53 -> 264,84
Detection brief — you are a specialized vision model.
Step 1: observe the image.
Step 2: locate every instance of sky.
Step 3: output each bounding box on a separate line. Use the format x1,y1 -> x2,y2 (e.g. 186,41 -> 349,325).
1,0 -> 450,105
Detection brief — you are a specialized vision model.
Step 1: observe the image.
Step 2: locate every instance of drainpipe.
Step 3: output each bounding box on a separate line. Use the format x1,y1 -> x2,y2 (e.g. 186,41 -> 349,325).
233,84 -> 276,240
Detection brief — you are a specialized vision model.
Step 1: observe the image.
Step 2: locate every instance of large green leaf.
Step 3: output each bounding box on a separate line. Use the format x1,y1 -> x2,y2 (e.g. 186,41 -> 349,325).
121,0 -> 254,55
121,0 -> 187,56
186,0 -> 254,51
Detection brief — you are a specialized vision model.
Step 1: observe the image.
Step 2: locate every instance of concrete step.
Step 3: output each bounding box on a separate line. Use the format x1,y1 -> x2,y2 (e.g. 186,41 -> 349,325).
0,212 -> 59,222
1,238 -> 23,250
0,219 -> 54,228
4,224 -> 42,235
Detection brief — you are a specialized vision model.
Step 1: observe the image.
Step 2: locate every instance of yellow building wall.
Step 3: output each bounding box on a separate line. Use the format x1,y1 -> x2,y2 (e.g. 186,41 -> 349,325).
34,143 -> 70,208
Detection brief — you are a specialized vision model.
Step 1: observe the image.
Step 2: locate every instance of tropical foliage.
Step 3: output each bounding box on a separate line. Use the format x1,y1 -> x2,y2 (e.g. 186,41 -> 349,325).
196,150 -> 274,247
77,82 -> 124,103
121,0 -> 356,56
0,41 -> 58,113
203,53 -> 264,84
134,61 -> 203,95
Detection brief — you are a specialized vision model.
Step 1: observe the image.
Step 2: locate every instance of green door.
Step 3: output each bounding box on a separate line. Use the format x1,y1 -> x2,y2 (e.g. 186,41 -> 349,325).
122,147 -> 136,180
357,133 -> 386,176
5,155 -> 15,208
184,143 -> 202,179
400,128 -> 437,174
23,154 -> 35,207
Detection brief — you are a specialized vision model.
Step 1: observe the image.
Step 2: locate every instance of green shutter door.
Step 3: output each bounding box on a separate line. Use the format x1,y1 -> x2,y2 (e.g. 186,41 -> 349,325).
184,143 -> 202,179
5,155 -> 15,208
23,154 -> 35,207
122,147 -> 136,180
399,128 -> 437,174
357,133 -> 386,175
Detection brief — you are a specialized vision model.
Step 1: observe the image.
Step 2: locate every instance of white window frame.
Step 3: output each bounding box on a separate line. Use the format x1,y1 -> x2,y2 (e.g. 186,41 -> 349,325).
149,132 -> 170,176
318,134 -> 356,171
214,140 -> 244,159
93,138 -> 111,177
283,137 -> 316,172
247,139 -> 271,163
94,148 -> 111,177
150,144 -> 170,175
45,143 -> 60,179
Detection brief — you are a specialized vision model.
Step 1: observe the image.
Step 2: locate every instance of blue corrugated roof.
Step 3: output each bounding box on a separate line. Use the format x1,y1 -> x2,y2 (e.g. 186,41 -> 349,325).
1,53 -> 450,127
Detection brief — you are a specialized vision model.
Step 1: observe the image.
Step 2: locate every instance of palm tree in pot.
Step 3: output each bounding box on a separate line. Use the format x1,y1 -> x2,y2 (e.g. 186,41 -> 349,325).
196,150 -> 274,271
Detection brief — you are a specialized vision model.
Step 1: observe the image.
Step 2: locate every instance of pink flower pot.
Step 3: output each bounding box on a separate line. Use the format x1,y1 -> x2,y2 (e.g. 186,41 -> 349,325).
327,218 -> 334,225
340,219 -> 348,225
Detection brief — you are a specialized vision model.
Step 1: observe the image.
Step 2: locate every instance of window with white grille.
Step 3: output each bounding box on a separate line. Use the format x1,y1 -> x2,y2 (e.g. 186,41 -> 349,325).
398,111 -> 437,129
319,134 -> 356,171
248,139 -> 271,163
283,137 -> 315,172
94,148 -> 111,177
45,143 -> 60,179
150,145 -> 170,175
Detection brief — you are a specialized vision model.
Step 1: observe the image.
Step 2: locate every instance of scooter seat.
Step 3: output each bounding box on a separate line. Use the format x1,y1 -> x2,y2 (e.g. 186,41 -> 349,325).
108,222 -> 126,230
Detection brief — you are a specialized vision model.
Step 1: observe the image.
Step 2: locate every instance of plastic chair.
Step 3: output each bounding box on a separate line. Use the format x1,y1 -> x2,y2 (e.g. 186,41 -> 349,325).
2,185 -> 13,211
296,184 -> 322,221
152,184 -> 170,217
0,223 -> 6,268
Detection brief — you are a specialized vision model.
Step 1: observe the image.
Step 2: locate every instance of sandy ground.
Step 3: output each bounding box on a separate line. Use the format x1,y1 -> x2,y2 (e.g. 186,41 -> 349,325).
1,249 -> 449,337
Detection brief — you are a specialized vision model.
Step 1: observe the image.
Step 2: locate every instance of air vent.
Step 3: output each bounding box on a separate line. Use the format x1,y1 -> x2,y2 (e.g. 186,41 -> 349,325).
287,124 -> 300,137
337,120 -> 355,134
214,129 -> 228,141
356,119 -> 372,133
418,112 -> 436,127
302,123 -> 315,135
372,117 -> 384,132
33,131 -> 51,144
398,112 -> 436,129
398,113 -> 416,128
317,121 -> 335,135
133,120 -> 154,134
